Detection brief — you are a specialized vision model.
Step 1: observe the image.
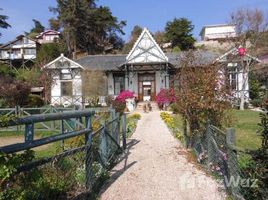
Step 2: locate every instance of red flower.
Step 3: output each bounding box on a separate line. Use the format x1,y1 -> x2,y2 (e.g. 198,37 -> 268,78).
116,90 -> 134,102
238,47 -> 246,56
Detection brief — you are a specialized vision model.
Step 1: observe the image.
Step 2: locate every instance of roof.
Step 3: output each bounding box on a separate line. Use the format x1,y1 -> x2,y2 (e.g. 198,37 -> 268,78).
76,54 -> 126,71
75,51 -> 219,71
36,30 -> 61,39
44,53 -> 84,69
0,35 -> 38,49
126,28 -> 168,64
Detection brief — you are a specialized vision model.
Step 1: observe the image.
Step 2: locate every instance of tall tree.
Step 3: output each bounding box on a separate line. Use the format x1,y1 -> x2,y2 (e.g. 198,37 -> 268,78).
122,25 -> 142,53
165,18 -> 195,50
30,19 -> 45,34
49,0 -> 125,57
0,8 -> 11,37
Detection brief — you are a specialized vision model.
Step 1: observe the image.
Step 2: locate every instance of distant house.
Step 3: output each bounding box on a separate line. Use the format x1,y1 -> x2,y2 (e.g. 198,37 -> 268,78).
36,30 -> 60,44
0,35 -> 38,61
200,24 -> 237,41
44,28 -> 259,107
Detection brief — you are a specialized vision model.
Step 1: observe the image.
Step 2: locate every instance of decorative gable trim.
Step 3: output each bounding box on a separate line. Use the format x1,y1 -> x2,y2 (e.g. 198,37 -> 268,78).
126,28 -> 168,64
44,53 -> 84,69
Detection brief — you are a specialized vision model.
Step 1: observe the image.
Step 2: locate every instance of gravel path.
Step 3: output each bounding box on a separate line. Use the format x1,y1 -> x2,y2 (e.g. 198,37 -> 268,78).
99,111 -> 225,200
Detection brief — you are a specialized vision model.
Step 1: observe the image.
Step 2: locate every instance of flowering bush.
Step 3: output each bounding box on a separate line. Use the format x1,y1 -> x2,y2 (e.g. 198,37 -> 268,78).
156,88 -> 176,109
116,90 -> 134,102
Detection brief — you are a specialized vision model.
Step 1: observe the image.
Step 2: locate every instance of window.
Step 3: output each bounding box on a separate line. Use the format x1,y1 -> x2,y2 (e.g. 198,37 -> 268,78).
61,82 -> 72,96
24,48 -> 36,55
228,67 -> 237,90
60,69 -> 72,80
114,76 -> 125,95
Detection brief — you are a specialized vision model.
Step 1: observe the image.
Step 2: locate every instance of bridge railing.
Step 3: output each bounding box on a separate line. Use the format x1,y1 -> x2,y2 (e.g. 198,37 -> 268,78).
0,109 -> 127,198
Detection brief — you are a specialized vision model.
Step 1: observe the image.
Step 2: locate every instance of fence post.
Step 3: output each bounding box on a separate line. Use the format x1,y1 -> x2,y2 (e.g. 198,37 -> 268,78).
116,112 -> 120,145
122,113 -> 127,150
226,128 -> 240,196
100,123 -> 108,166
85,115 -> 93,190
206,123 -> 214,167
25,123 -> 34,143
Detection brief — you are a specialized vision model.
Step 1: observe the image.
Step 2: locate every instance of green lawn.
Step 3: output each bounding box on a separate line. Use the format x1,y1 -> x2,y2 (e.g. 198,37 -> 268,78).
231,110 -> 261,150
172,109 -> 262,150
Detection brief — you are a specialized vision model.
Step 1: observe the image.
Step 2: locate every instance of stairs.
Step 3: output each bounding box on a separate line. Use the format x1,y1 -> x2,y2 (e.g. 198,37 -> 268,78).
135,101 -> 159,112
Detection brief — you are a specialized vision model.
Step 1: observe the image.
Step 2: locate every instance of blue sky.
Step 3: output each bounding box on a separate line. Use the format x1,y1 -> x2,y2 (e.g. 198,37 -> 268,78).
1,0 -> 268,43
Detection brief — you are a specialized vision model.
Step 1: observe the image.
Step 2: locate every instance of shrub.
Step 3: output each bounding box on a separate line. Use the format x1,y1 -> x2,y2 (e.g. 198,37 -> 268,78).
112,99 -> 126,114
27,94 -> 44,107
129,113 -> 141,120
156,88 -> 176,109
250,99 -> 263,108
115,90 -> 134,102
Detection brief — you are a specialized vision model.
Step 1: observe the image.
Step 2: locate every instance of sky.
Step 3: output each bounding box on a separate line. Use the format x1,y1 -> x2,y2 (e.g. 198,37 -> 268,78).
1,0 -> 268,44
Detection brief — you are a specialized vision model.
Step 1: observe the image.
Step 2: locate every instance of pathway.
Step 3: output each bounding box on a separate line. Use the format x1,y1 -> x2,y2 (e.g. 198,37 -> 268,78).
99,111 -> 225,200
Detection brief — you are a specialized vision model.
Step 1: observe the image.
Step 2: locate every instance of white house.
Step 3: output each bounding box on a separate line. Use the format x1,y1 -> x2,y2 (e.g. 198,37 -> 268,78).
36,30 -> 61,44
200,24 -> 237,41
44,28 -> 259,107
0,35 -> 38,61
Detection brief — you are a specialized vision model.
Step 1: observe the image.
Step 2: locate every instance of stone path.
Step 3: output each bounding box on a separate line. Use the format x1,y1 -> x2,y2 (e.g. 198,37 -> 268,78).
99,111 -> 225,200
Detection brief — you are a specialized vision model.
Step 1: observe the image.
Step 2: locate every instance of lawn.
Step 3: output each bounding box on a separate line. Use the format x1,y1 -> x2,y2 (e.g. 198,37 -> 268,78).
172,109 -> 262,150
231,109 -> 262,150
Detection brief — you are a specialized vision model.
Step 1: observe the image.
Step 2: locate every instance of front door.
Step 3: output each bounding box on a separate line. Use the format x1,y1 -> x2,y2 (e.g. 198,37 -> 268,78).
138,73 -> 155,101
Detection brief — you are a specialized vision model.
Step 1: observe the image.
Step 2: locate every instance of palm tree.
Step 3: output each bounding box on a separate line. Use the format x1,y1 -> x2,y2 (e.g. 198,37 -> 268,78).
0,8 -> 11,37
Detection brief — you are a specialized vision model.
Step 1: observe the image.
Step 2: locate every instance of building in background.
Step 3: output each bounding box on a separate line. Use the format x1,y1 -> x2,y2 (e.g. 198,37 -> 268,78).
200,24 -> 237,41
36,30 -> 61,44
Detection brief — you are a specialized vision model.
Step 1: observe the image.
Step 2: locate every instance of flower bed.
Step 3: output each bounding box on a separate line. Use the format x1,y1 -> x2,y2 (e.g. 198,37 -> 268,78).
160,112 -> 183,141
126,113 -> 141,138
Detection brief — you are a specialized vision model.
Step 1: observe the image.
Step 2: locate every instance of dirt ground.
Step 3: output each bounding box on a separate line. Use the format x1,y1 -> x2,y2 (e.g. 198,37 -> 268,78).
99,111 -> 226,200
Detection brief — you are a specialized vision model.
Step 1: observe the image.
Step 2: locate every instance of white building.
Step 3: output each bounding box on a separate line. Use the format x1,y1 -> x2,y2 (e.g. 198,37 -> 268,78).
36,30 -> 61,44
200,24 -> 237,41
0,35 -> 38,61
44,28 -> 259,107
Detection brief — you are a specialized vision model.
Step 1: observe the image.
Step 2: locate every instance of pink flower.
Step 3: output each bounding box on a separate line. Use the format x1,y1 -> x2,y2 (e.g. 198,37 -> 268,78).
116,90 -> 134,102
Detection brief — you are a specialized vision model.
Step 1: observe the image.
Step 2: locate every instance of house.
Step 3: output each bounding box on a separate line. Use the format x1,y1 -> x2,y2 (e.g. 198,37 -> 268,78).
36,30 -> 61,44
0,35 -> 39,68
200,24 -> 237,41
44,28 -> 259,107
216,47 -> 260,103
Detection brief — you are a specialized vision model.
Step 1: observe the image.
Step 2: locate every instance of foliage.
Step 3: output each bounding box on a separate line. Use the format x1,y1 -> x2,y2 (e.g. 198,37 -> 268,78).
111,99 -> 125,114
50,0 -> 126,55
0,8 -> 11,37
27,19 -> 45,39
0,114 -> 17,127
257,112 -> 268,149
0,76 -> 31,107
0,63 -> 15,77
36,43 -> 67,64
27,94 -> 44,107
164,18 -> 195,50
160,112 -> 184,141
126,113 -> 141,138
115,90 -> 134,103
174,51 -> 231,147
15,68 -> 42,87
156,88 -> 176,109
250,98 -> 263,108
249,72 -> 263,100
122,25 -> 143,53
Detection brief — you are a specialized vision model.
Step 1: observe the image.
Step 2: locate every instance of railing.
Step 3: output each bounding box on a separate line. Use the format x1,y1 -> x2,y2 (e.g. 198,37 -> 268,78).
0,109 -> 127,198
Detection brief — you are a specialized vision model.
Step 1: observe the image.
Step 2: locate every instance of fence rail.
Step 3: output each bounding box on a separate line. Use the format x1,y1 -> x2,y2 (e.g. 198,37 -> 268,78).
183,122 -> 248,200
0,109 -> 127,198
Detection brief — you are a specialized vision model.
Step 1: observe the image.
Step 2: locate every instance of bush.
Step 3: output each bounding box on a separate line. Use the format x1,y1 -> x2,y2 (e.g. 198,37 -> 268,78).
169,103 -> 179,114
129,113 -> 141,120
115,90 -> 134,102
156,88 -> 176,109
112,99 -> 126,114
27,94 -> 44,107
250,99 -> 263,108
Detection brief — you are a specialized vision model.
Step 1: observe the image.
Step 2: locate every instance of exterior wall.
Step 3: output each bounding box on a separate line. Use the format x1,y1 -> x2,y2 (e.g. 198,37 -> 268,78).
128,72 -> 138,94
202,25 -> 236,41
155,71 -> 161,94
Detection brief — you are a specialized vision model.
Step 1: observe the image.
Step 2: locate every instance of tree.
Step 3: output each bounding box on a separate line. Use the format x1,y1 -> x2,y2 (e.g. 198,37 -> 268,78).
229,8 -> 268,110
122,25 -> 143,53
174,51 -> 231,147
0,8 -> 11,37
154,31 -> 167,45
49,0 -> 125,57
49,17 -> 60,31
165,18 -> 195,50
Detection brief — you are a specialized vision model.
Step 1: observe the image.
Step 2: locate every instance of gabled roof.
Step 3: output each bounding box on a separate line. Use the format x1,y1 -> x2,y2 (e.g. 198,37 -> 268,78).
126,28 -> 168,64
36,30 -> 61,39
0,35 -> 38,49
216,47 -> 261,63
44,53 -> 84,69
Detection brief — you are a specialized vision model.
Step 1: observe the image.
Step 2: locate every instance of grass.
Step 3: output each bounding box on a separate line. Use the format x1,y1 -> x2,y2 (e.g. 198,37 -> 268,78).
171,109 -> 262,151
231,109 -> 261,150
